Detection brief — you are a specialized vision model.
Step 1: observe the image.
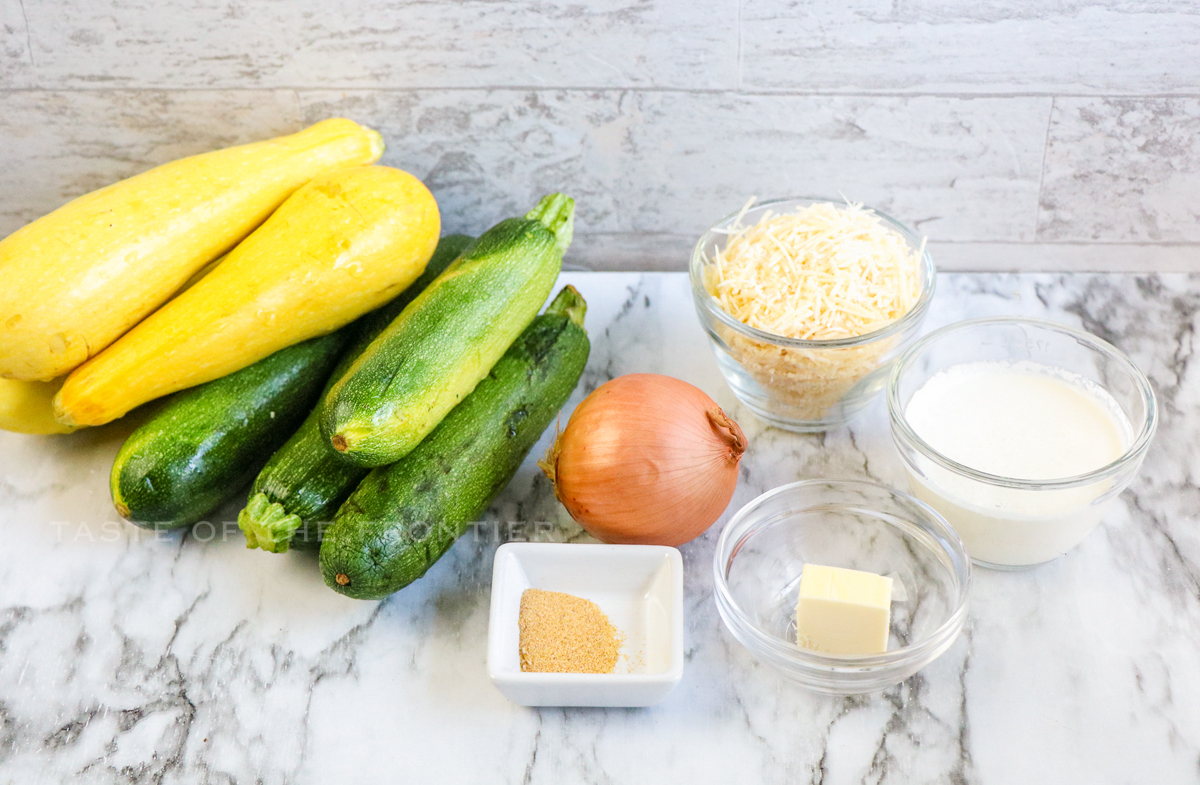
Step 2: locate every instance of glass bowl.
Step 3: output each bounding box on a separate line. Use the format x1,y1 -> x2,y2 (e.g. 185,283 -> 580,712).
712,479 -> 971,694
690,197 -> 936,432
887,317 -> 1158,570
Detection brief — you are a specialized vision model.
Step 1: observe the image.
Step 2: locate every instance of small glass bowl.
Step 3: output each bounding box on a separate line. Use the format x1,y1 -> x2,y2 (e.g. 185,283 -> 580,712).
887,317 -> 1158,569
713,479 -> 971,694
690,197 -> 936,432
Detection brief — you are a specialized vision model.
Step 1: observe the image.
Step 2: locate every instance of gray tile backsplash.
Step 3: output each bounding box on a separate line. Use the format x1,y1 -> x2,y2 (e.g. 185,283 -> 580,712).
1,1 -> 1197,271
741,1 -> 1200,95
1039,97 -> 1200,244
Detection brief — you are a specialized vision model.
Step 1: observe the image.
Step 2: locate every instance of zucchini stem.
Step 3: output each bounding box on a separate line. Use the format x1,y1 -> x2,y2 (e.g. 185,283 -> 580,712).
544,285 -> 587,327
238,492 -> 303,553
525,193 -> 575,257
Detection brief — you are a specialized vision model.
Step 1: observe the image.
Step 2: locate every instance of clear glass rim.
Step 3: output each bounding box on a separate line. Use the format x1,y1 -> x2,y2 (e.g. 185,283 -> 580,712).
712,478 -> 972,672
887,316 -> 1159,491
689,196 -> 937,349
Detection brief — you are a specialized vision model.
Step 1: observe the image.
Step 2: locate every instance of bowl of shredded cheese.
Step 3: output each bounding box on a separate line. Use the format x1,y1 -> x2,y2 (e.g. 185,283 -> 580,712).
691,197 -> 936,432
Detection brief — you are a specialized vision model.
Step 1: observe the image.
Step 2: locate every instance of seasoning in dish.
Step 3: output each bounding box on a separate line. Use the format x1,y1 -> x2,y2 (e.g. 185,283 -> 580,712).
518,589 -> 622,673
703,200 -> 925,418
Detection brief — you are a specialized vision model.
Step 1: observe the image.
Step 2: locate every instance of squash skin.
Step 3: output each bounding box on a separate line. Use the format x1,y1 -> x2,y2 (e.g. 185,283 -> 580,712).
320,194 -> 572,468
54,165 -> 440,427
0,118 -> 384,382
0,378 -> 77,435
320,286 -> 590,599
238,233 -> 475,553
111,332 -> 349,530
0,251 -> 228,436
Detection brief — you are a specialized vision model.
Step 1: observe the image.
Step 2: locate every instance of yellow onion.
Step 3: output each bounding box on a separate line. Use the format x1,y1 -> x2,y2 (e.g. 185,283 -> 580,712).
541,373 -> 747,546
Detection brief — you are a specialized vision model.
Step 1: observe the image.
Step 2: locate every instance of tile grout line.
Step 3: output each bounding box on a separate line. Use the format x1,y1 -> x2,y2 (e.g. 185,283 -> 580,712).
3,86 -> 1200,100
18,0 -> 34,68
736,0 -> 743,92
560,265 -> 1196,274
570,233 -> 1200,247
1033,96 -> 1055,242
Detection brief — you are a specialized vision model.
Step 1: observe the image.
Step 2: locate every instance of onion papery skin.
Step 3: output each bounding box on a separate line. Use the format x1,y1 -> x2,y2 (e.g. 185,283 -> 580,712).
550,374 -> 746,546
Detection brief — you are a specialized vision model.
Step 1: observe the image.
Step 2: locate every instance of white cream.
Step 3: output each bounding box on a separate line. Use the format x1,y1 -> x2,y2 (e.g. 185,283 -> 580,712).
903,361 -> 1132,567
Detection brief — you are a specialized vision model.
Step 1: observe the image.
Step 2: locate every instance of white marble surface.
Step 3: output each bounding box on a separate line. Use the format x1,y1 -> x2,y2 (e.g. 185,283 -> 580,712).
1,271 -> 1198,783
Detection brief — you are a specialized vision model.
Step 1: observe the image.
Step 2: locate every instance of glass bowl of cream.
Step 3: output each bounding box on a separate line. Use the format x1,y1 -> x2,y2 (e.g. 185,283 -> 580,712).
888,317 -> 1157,570
712,479 -> 971,694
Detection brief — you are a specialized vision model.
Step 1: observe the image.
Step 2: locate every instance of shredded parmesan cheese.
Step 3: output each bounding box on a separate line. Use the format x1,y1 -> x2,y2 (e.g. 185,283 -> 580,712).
702,201 -> 927,421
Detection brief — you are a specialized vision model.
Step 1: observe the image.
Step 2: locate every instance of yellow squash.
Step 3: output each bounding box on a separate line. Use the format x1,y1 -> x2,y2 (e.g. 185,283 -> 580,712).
0,118 -> 384,382
54,166 -> 441,427
0,378 -> 77,435
0,253 -> 230,436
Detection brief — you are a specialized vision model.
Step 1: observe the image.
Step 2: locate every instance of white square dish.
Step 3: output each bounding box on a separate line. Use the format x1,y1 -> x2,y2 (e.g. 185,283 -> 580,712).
487,542 -> 684,707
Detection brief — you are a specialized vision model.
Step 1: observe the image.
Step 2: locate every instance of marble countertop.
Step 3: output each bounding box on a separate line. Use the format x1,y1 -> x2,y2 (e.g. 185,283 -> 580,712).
1,271 -> 1198,783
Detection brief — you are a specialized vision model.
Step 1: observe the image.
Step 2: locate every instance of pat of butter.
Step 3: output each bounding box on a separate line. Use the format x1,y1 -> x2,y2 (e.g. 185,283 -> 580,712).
795,563 -> 892,655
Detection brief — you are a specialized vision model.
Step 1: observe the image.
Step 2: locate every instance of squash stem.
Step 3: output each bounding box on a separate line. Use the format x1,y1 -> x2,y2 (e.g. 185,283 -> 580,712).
238,492 -> 303,553
544,285 -> 587,328
525,193 -> 575,257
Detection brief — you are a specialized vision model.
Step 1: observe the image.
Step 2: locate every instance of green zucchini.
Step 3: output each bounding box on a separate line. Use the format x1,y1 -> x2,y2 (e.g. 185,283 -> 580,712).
320,193 -> 574,468
111,331 -> 348,530
238,234 -> 474,553
320,285 -> 590,599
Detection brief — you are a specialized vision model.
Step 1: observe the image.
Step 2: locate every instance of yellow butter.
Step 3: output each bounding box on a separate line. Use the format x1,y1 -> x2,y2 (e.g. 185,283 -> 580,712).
795,563 -> 892,655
